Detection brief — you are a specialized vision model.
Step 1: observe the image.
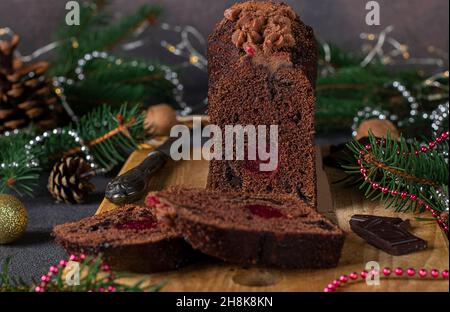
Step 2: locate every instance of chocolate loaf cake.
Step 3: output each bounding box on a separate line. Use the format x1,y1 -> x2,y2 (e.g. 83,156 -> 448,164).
53,205 -> 194,273
207,1 -> 318,206
149,187 -> 344,269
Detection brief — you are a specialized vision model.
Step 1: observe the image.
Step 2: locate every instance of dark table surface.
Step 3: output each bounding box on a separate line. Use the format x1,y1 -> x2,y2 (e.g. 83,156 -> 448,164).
0,134 -> 348,282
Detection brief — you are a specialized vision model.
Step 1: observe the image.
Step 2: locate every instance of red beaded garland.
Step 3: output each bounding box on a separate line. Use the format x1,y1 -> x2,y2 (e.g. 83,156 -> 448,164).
431,269 -> 439,278
407,268 -> 415,276
35,254 -> 116,292
360,270 -> 368,278
332,280 -> 341,287
394,267 -> 403,276
357,131 -> 449,234
419,269 -> 427,278
442,270 -> 449,279
349,272 -> 358,280
324,266 -> 448,292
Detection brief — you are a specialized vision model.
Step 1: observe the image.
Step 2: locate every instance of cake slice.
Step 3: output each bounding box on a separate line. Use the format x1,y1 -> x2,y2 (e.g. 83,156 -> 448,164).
207,1 -> 318,206
53,205 -> 194,273
148,187 -> 345,269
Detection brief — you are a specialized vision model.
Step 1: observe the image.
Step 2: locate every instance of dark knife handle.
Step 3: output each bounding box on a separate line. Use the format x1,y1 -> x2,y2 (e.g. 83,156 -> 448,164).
105,151 -> 168,205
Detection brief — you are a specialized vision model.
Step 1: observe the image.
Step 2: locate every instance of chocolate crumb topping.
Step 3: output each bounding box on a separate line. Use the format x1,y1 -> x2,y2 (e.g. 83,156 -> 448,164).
225,2 -> 297,55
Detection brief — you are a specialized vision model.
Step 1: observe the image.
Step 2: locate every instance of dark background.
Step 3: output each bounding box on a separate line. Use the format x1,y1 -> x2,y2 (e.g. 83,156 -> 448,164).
1,0 -> 449,57
0,0 -> 449,282
1,0 -> 449,106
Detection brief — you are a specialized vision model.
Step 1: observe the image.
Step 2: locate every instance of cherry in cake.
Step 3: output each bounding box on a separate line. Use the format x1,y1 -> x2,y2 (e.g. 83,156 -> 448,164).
149,187 -> 345,269
207,1 -> 318,206
53,205 -> 195,273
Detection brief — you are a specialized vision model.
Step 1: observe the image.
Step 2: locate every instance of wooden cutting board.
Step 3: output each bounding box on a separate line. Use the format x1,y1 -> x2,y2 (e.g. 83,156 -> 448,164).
97,144 -> 449,292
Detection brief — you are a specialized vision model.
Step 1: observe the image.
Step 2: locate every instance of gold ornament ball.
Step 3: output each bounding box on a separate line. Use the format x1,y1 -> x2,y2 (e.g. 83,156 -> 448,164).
0,194 -> 28,244
355,118 -> 400,140
144,104 -> 178,136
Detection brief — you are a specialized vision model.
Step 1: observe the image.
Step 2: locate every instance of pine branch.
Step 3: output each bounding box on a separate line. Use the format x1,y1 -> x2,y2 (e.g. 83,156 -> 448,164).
50,2 -> 163,77
343,131 -> 449,213
0,104 -> 146,195
0,254 -> 163,292
49,1 -> 110,76
62,58 -> 176,115
0,256 -> 32,292
318,42 -> 363,68
32,104 -> 145,170
46,1 -> 175,115
315,64 -> 427,134
74,104 -> 145,169
315,42 -> 446,135
426,186 -> 449,215
0,129 -> 41,196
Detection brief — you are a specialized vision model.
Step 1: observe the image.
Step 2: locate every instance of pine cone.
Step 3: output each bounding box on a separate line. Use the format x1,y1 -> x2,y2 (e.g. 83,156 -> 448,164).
48,157 -> 95,204
0,34 -> 63,134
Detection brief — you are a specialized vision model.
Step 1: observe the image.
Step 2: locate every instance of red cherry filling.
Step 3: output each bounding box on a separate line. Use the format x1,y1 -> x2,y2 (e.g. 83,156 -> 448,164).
243,158 -> 279,174
242,144 -> 279,174
243,42 -> 257,56
245,45 -> 256,56
244,159 -> 276,173
244,204 -> 284,219
115,217 -> 158,230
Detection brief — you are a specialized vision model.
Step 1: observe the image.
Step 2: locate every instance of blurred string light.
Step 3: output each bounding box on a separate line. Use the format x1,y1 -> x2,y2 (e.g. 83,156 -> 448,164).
351,81 -> 449,138
360,25 -> 447,68
3,22 -> 448,134
346,26 -> 449,137
52,50 -> 189,118
1,20 -> 205,170
121,21 -> 208,112
318,40 -> 336,77
1,127 -> 97,170
1,21 -> 202,118
158,23 -> 207,72
351,81 -> 417,137
121,21 -> 207,72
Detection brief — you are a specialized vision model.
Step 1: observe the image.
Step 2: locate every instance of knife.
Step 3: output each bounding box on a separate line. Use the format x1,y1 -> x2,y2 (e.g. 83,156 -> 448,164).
105,136 -> 178,205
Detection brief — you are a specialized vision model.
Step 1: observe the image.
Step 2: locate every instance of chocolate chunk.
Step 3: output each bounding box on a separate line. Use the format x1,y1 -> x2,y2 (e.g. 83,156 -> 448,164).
229,2 -> 296,55
350,214 -> 427,256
